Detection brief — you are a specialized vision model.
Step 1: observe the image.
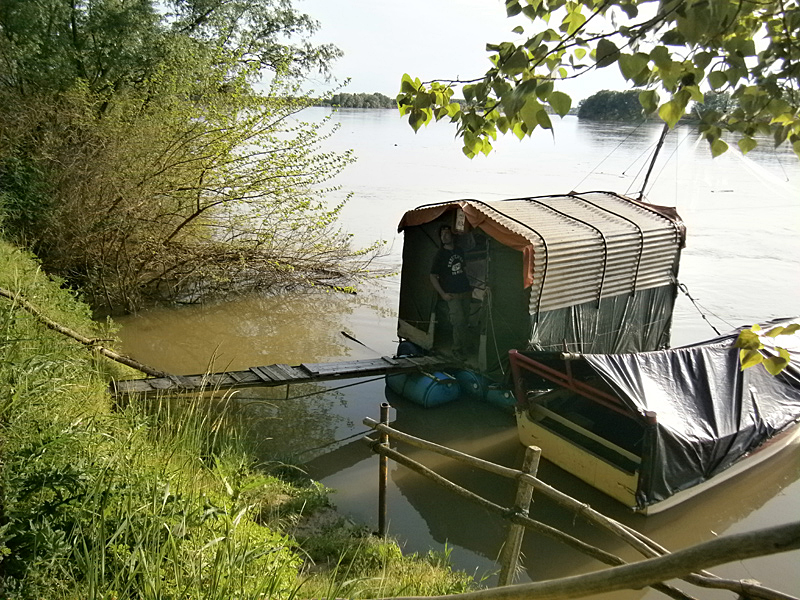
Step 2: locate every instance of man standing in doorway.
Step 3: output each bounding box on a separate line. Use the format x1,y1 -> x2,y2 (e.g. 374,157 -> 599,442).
430,225 -> 472,360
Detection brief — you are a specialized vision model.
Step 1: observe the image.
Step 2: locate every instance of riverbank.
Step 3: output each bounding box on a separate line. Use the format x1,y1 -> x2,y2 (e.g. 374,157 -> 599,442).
0,240 -> 475,599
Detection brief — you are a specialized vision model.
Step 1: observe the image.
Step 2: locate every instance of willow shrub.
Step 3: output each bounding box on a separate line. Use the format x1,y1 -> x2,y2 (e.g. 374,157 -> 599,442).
0,240 -> 475,599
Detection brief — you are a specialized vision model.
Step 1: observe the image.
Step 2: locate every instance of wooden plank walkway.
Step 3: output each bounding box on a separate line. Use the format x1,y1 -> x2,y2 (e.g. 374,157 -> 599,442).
111,354 -> 452,397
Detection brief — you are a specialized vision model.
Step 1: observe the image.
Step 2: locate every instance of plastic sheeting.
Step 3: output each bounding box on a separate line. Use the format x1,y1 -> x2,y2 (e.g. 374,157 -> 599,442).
530,284 -> 676,354
580,318 -> 800,507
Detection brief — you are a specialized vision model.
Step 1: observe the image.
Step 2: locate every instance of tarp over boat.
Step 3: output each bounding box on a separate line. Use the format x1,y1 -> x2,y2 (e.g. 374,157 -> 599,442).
577,318 -> 800,507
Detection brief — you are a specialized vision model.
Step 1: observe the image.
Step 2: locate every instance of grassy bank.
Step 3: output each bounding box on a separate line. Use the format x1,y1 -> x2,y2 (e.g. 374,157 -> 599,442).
0,240 -> 475,599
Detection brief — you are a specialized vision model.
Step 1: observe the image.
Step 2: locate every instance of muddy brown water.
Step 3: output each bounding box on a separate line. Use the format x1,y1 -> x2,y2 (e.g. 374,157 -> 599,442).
115,110 -> 800,597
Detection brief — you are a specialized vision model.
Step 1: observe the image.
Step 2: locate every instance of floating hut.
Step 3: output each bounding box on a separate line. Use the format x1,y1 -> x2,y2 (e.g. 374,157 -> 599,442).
395,191 -> 686,381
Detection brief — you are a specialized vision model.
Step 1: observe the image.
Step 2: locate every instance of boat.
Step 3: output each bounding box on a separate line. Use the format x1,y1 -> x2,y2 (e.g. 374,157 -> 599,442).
392,191 -> 800,513
510,322 -> 800,514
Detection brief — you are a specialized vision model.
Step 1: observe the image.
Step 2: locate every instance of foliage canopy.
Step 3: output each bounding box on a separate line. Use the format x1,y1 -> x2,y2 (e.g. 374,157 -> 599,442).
0,0 -> 376,312
396,0 -> 800,160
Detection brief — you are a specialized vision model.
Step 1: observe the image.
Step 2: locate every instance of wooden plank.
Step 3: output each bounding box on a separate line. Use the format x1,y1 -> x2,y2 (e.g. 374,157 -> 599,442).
274,364 -> 301,379
111,355 -> 453,398
227,370 -> 254,383
251,364 -> 297,382
250,366 -> 277,382
168,375 -> 196,389
147,377 -> 177,390
300,363 -> 321,376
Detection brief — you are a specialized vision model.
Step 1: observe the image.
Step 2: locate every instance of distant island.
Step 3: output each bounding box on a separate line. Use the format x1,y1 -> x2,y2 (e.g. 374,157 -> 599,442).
316,92 -> 397,108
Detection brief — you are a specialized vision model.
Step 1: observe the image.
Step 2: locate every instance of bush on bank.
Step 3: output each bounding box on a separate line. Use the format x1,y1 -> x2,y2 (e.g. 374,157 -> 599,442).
0,239 -> 475,599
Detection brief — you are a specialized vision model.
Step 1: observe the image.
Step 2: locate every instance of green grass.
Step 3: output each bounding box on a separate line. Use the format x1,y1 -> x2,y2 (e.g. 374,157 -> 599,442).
0,240 -> 476,599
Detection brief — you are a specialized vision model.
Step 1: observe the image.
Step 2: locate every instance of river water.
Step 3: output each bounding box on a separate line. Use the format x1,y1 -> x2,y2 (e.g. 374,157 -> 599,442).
116,108 -> 800,598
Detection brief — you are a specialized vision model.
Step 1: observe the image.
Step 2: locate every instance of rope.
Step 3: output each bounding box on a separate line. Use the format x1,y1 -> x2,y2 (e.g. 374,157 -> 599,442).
640,131 -> 692,199
296,428 -> 373,456
674,279 -> 733,335
485,288 -> 507,376
572,119 -> 648,191
285,375 -> 386,401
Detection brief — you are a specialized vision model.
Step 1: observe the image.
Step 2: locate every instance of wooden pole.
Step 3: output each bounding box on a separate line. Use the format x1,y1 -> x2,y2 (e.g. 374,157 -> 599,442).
362,419 -> 793,600
638,121 -> 670,201
497,446 -> 541,586
380,522 -> 800,600
0,286 -> 168,378
363,438 -> 694,600
377,402 -> 390,537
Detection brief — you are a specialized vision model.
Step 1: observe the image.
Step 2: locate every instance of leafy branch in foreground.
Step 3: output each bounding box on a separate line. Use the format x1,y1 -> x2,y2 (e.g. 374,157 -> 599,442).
397,0 -> 800,159
735,323 -> 799,375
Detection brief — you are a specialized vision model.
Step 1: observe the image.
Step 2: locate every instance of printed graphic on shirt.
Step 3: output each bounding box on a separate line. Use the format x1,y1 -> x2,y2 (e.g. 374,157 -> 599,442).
447,255 -> 464,276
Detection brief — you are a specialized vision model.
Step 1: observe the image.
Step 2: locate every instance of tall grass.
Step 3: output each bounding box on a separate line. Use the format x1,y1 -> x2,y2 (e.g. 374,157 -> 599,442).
0,239 -> 476,599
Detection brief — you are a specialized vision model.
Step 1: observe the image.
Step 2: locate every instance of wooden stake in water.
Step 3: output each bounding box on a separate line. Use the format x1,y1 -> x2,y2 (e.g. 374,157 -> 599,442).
378,402 -> 391,537
497,445 -> 541,586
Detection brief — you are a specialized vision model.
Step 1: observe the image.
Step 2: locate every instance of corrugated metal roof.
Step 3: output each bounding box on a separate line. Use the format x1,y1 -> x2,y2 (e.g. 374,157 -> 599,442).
407,192 -> 683,314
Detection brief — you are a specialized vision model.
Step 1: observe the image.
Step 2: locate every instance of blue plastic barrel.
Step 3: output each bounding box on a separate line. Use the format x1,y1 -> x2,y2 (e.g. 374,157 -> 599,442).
453,369 -> 487,400
385,371 -> 460,408
485,384 -> 516,410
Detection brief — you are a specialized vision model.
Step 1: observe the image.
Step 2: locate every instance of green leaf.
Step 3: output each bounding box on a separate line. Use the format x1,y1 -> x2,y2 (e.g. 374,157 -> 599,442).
408,108 -> 431,132
658,99 -> 684,129
595,39 -> 620,68
693,51 -> 713,69
710,137 -> 729,157
650,46 -> 671,70
562,9 -> 586,36
574,48 -> 586,60
639,90 -> 659,114
763,348 -> 791,375
537,109 -> 552,129
512,25 -> 525,34
400,74 -> 421,94
735,328 -> 763,350
535,80 -> 554,100
506,0 -> 522,17
497,116 -> 510,134
708,71 -> 728,90
548,91 -> 572,117
462,85 -> 476,103
685,85 -> 704,102
519,96 -> 542,130
618,53 -> 648,81
501,47 -> 530,76
766,323 -> 800,337
793,140 -> 800,159
739,348 -> 764,370
737,136 -> 757,154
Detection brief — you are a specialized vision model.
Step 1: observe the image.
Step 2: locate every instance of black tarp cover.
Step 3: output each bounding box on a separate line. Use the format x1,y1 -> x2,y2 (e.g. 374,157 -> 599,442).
580,319 -> 800,507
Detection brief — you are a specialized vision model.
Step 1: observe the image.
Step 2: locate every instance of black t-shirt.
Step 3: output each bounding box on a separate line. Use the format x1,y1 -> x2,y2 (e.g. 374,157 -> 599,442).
431,247 -> 471,294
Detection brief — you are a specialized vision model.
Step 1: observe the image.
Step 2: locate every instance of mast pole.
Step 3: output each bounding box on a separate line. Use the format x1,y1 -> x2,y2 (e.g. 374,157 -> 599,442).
638,122 -> 670,202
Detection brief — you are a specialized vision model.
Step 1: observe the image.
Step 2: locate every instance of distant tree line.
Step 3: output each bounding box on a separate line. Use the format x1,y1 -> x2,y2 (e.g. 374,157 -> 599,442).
578,90 -> 644,121
318,92 -> 397,108
578,89 -> 736,124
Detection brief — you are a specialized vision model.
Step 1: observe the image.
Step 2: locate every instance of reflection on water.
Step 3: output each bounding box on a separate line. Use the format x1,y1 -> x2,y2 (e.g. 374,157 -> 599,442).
116,110 -> 800,597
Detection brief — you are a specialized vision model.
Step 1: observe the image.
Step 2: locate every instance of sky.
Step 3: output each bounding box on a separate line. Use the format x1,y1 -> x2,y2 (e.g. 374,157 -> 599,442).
299,0 -> 627,102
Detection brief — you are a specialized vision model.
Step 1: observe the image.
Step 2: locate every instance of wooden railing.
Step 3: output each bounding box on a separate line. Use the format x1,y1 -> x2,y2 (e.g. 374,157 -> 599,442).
362,404 -> 799,600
